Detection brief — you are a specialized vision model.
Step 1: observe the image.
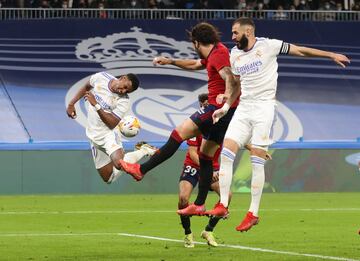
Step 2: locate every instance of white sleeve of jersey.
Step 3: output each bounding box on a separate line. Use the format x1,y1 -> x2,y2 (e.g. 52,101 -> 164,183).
89,73 -> 103,87
112,99 -> 130,119
268,39 -> 290,56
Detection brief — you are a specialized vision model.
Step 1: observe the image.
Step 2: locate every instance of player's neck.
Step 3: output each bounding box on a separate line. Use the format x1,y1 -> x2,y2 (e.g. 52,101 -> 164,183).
245,37 -> 257,51
201,44 -> 215,59
108,79 -> 115,93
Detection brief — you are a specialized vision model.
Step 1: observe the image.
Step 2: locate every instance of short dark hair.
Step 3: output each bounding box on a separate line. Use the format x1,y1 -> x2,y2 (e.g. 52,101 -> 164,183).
126,73 -> 139,92
188,22 -> 220,45
233,17 -> 255,29
198,93 -> 208,103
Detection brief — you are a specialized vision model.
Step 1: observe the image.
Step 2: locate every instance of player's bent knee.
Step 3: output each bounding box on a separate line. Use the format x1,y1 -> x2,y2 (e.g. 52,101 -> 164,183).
223,138 -> 239,154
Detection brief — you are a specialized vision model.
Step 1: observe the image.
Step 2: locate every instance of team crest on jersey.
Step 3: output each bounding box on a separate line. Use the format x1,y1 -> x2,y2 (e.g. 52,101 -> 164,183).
65,27 -> 303,141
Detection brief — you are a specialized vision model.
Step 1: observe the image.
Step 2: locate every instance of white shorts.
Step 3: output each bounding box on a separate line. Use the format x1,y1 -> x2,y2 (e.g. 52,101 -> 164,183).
89,129 -> 123,169
225,100 -> 277,150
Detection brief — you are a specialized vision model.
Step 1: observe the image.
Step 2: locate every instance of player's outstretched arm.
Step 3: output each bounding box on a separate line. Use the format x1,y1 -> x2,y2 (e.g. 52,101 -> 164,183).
153,56 -> 205,70
288,44 -> 350,68
66,81 -> 92,119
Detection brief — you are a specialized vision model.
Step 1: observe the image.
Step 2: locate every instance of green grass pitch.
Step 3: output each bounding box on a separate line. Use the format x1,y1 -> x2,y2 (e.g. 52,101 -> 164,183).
0,193 -> 359,260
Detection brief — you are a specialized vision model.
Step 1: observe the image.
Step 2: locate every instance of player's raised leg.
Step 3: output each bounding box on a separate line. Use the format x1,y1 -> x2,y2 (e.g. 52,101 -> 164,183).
119,118 -> 200,181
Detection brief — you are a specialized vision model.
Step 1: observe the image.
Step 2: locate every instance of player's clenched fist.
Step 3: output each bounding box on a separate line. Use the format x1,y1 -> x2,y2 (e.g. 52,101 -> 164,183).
84,91 -> 97,106
66,104 -> 77,119
153,56 -> 172,66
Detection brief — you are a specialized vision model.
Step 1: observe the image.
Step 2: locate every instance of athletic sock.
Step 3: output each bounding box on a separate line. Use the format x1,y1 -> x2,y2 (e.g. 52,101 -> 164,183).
107,167 -> 122,184
194,153 -> 213,206
108,149 -> 148,184
249,155 -> 266,217
205,216 -> 221,232
123,149 -> 147,164
179,203 -> 191,235
180,215 -> 192,235
219,148 -> 236,208
140,129 -> 183,174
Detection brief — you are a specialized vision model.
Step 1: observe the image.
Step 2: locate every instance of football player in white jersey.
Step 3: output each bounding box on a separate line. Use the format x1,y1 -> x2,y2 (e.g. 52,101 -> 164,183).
66,72 -> 157,184
207,17 -> 350,232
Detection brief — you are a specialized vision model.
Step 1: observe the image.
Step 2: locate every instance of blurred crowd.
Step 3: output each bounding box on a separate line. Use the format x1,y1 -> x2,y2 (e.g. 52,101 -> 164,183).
0,0 -> 359,11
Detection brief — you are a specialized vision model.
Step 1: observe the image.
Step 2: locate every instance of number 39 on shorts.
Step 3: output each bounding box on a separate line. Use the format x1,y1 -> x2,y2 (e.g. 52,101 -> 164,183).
184,165 -> 197,176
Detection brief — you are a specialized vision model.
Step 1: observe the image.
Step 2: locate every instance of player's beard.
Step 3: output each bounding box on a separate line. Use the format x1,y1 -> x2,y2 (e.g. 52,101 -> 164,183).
237,35 -> 249,50
195,46 -> 205,59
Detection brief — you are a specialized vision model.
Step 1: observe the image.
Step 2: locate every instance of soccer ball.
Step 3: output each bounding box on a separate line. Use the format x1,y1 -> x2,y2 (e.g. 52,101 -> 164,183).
119,115 -> 141,138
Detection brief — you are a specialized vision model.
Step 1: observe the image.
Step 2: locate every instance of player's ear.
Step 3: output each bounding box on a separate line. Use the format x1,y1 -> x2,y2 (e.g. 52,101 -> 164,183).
193,40 -> 199,49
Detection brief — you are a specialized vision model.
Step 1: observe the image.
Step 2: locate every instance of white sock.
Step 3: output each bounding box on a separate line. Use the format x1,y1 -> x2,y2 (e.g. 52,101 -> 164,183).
123,149 -> 147,163
249,155 -> 266,217
107,167 -> 122,184
219,148 -> 236,208
107,150 -> 147,184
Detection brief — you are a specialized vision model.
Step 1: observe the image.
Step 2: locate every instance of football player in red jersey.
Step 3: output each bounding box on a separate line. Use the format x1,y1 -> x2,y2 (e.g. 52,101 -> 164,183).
178,93 -> 231,248
120,22 -> 240,216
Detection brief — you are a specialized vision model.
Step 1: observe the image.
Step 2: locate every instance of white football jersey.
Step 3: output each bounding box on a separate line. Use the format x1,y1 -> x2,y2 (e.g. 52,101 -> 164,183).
86,72 -> 130,141
230,37 -> 289,101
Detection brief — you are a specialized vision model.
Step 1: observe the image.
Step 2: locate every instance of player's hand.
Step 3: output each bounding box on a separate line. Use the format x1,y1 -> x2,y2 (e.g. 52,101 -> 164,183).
84,91 -> 97,106
331,53 -> 350,68
212,171 -> 219,183
212,105 -> 229,124
153,56 -> 171,66
66,104 -> 77,119
216,94 -> 228,104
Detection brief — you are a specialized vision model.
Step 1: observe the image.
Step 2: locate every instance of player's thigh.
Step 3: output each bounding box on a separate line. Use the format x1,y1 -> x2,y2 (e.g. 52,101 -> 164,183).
100,130 -> 124,162
179,165 -> 198,202
224,105 -> 252,148
205,107 -> 236,145
97,162 -> 114,181
176,118 -> 201,140
252,102 -> 277,148
90,141 -> 112,169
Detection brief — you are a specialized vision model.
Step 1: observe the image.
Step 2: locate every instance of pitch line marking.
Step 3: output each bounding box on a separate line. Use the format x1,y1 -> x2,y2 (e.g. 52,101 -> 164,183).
0,232 -> 356,261
118,233 -> 359,261
0,208 -> 360,215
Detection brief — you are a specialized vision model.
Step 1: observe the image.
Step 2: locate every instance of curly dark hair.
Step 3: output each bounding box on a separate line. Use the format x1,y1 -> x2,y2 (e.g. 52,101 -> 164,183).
188,22 -> 220,45
198,93 -> 208,103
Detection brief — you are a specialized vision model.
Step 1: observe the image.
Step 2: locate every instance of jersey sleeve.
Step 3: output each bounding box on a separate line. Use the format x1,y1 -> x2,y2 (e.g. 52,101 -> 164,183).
89,73 -> 102,87
268,39 -> 290,56
210,48 -> 231,72
112,98 -> 130,119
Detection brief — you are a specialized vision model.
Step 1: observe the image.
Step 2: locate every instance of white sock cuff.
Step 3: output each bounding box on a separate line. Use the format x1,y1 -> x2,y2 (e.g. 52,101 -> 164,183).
221,148 -> 236,161
251,155 -> 265,166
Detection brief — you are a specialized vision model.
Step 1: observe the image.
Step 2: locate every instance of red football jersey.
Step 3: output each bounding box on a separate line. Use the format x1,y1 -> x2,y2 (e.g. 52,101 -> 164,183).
183,135 -> 220,170
200,42 -> 239,108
